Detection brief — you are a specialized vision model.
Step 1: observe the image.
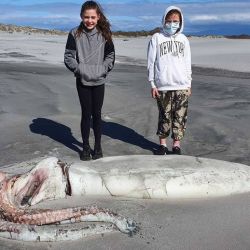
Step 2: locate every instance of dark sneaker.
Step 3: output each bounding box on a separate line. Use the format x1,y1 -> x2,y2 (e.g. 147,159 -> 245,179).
154,145 -> 168,155
80,145 -> 91,161
92,147 -> 103,160
172,146 -> 181,155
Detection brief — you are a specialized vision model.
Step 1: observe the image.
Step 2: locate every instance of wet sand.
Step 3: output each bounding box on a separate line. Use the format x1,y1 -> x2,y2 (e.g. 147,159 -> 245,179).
1,37 -> 250,249
1,62 -> 250,166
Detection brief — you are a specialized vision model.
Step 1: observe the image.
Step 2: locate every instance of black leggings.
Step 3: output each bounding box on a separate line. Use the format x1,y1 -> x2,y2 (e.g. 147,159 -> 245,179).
76,82 -> 105,148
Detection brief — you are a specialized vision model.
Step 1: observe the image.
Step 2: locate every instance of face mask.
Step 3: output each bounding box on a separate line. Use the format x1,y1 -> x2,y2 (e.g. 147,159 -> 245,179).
163,21 -> 180,35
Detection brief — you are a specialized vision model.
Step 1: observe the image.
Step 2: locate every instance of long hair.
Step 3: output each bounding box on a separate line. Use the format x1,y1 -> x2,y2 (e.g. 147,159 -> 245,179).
76,1 -> 112,42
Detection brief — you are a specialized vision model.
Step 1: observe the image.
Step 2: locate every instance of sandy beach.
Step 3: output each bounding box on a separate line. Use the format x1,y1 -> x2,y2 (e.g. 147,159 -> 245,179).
1,31 -> 250,249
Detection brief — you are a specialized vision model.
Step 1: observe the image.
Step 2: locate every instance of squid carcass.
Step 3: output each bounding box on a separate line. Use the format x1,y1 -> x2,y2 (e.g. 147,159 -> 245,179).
0,157 -> 137,241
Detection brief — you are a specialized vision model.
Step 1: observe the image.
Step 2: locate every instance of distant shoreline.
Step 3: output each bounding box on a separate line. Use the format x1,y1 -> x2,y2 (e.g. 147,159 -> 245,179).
0,23 -> 250,39
1,28 -> 250,73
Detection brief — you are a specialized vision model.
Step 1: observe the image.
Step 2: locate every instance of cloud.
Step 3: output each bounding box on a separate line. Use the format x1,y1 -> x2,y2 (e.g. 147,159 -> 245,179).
190,15 -> 219,22
190,13 -> 250,23
140,16 -> 160,21
0,1 -> 250,34
0,2 -> 81,29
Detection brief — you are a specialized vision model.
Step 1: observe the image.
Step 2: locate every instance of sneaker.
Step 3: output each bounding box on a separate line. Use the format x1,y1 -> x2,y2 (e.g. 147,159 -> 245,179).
92,147 -> 103,160
154,145 -> 168,155
80,145 -> 91,161
172,146 -> 181,155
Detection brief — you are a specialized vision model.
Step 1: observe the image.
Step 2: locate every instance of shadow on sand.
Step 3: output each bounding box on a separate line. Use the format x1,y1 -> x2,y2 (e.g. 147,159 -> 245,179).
29,118 -> 157,154
102,120 -> 157,152
29,118 -> 82,154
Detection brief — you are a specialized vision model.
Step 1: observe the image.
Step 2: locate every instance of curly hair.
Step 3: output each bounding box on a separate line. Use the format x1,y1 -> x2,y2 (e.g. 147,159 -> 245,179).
76,1 -> 112,42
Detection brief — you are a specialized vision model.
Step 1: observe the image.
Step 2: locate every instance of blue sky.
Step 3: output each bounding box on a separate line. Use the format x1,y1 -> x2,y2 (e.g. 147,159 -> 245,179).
0,0 -> 250,35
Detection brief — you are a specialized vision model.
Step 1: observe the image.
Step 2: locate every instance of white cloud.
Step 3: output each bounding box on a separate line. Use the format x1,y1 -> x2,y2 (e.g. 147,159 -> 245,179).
1,1 -> 250,33
190,15 -> 219,22
189,13 -> 250,23
140,16 -> 160,21
224,13 -> 250,22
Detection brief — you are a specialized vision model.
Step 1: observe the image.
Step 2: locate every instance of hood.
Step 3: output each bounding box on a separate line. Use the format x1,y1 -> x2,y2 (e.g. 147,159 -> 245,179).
161,6 -> 184,34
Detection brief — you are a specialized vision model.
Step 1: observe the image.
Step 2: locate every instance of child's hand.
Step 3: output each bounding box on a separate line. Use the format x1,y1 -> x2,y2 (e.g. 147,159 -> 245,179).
187,88 -> 191,96
151,88 -> 160,98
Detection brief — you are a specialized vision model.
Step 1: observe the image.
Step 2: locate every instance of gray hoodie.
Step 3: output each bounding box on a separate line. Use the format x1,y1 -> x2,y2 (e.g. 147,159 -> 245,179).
64,26 -> 115,86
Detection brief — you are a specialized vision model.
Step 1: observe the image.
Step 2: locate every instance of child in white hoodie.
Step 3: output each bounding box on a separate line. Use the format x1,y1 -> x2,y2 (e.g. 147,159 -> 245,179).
147,6 -> 192,155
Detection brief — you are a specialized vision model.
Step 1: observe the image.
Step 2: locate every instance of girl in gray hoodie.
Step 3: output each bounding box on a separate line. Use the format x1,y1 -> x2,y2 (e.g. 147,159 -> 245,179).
64,1 -> 115,161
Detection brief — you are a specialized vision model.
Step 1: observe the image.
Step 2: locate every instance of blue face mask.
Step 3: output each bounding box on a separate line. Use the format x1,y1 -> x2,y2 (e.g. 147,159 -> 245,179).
163,21 -> 180,35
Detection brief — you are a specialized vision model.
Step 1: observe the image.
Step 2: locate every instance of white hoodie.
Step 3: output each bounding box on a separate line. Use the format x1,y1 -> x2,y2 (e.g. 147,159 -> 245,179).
147,6 -> 192,91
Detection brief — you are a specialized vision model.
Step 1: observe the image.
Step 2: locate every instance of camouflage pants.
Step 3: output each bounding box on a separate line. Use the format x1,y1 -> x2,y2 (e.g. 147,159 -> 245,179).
156,89 -> 189,140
